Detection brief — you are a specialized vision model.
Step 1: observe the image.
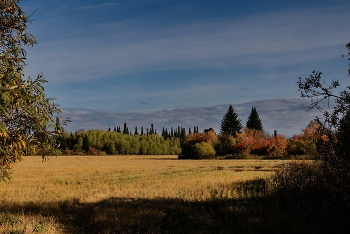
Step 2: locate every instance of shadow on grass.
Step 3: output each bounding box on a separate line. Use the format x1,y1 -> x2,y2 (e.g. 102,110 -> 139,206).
1,191 -> 349,234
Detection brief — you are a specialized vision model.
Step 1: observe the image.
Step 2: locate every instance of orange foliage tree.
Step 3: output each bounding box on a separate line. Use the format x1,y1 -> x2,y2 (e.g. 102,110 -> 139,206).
233,128 -> 269,156
233,128 -> 288,158
179,130 -> 218,159
286,122 -> 328,157
266,134 -> 288,158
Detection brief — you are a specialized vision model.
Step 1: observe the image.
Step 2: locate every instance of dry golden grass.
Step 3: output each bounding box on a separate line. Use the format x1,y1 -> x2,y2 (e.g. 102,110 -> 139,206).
2,155 -> 287,202
0,155 -> 292,233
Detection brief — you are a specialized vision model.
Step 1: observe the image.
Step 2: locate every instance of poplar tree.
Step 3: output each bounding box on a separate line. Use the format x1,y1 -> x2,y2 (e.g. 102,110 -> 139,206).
0,0 -> 67,179
220,104 -> 242,136
246,107 -> 263,131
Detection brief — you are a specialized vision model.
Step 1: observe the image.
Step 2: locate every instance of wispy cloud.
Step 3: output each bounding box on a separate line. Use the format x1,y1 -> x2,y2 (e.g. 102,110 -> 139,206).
75,3 -> 119,10
27,4 -> 350,85
61,98 -> 321,137
22,1 -> 350,117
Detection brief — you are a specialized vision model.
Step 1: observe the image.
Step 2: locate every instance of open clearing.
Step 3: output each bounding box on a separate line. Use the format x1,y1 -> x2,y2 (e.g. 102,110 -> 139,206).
2,155 -> 289,203
0,155 -> 296,233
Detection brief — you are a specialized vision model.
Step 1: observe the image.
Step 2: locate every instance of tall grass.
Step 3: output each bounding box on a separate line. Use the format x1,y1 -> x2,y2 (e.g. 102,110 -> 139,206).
2,156 -> 345,233
0,155 -> 286,233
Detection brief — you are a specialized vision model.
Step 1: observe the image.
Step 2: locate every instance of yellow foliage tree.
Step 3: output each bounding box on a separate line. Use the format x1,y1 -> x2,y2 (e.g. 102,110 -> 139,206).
0,0 -> 67,180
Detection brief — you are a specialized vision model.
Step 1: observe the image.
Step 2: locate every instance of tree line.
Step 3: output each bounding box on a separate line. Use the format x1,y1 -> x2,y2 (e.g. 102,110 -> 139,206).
60,130 -> 181,156
57,105 -> 318,159
106,124 -> 199,140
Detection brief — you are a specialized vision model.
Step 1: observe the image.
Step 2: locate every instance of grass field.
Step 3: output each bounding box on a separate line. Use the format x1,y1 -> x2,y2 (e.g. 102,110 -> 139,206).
0,156 -> 294,233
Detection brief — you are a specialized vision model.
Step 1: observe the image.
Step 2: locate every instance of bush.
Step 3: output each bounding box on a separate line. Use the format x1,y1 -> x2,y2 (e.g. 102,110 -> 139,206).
224,154 -> 246,159
269,161 -> 350,214
267,161 -> 350,232
233,128 -> 288,158
191,142 -> 216,159
266,134 -> 288,158
215,134 -> 236,156
269,162 -> 321,197
180,131 -> 218,159
233,129 -> 268,155
286,124 -> 318,157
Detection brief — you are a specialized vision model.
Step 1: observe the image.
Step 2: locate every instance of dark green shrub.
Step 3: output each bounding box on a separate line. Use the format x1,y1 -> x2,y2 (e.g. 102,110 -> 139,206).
224,154 -> 246,159
215,134 -> 236,156
191,142 -> 216,159
270,162 -> 321,197
269,161 -> 350,214
179,131 -> 218,159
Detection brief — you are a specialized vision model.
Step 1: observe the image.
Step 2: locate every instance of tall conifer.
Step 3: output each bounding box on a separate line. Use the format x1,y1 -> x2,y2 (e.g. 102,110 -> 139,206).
246,107 -> 263,131
150,124 -> 154,135
123,123 -> 129,134
220,104 -> 242,136
165,128 -> 169,139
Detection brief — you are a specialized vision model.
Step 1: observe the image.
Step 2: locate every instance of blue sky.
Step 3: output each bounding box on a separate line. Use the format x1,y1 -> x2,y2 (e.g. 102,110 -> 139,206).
19,0 -> 350,136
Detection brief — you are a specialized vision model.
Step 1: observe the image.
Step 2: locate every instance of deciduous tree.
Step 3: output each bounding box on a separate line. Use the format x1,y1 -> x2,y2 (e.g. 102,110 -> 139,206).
296,41 -> 350,211
0,0 -> 66,179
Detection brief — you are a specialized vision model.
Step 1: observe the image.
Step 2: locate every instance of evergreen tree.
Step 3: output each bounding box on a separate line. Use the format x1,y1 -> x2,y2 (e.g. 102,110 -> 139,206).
82,135 -> 90,151
165,128 -> 169,140
220,104 -> 242,136
150,124 -> 154,135
174,128 -> 178,137
193,126 -> 199,134
123,123 -> 129,134
141,126 -> 144,136
134,126 -> 139,135
181,127 -> 186,139
246,107 -> 263,131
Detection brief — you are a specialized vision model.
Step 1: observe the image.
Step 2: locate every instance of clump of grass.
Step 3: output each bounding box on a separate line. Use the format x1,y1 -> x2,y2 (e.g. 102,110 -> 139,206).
0,212 -> 62,234
224,154 -> 246,159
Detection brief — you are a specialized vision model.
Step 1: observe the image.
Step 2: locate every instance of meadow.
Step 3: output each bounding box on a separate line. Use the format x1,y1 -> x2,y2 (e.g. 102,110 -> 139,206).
0,156 -> 302,233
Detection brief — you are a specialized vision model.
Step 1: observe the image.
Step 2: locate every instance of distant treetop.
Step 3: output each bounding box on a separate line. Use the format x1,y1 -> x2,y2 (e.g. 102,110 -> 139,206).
246,107 -> 263,131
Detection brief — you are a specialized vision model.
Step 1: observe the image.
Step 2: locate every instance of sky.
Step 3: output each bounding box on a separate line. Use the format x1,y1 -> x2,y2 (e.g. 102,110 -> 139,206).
19,0 -> 350,136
